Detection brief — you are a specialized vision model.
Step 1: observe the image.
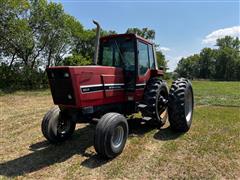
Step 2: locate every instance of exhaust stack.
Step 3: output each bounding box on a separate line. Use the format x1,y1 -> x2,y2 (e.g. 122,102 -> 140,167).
93,20 -> 101,65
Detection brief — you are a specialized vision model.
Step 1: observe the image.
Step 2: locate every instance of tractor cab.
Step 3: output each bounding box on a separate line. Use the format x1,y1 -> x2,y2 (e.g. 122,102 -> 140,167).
98,34 -> 160,91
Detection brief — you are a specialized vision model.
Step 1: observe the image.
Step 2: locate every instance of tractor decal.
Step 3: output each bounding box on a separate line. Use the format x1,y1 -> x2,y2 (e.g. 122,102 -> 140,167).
80,83 -> 125,94
135,83 -> 146,89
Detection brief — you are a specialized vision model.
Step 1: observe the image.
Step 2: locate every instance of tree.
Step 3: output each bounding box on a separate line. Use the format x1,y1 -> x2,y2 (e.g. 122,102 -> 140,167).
156,51 -> 168,70
216,36 -> 240,50
0,0 -> 84,69
215,47 -> 239,80
215,36 -> 240,80
0,0 -> 85,89
175,54 -> 200,79
174,36 -> 240,81
29,0 -> 83,68
199,48 -> 216,79
0,0 -> 31,68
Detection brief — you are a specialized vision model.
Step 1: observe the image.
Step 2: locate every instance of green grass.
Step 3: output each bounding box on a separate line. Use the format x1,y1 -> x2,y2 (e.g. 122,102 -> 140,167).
160,106 -> 240,178
0,80 -> 240,179
192,80 -> 240,106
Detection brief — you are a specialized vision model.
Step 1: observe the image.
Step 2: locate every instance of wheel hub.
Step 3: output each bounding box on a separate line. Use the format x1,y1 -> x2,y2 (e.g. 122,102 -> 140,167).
158,94 -> 168,114
111,125 -> 124,149
57,118 -> 70,136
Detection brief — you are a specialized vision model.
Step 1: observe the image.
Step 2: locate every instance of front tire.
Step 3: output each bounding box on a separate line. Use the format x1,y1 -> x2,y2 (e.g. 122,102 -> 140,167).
41,106 -> 76,143
168,78 -> 194,132
94,113 -> 128,159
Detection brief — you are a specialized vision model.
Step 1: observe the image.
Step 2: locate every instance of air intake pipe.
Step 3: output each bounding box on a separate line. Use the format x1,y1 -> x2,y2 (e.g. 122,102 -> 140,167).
93,20 -> 101,65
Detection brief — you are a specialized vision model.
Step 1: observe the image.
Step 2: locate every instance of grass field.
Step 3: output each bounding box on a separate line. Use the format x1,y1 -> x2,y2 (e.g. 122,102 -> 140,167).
0,81 -> 240,179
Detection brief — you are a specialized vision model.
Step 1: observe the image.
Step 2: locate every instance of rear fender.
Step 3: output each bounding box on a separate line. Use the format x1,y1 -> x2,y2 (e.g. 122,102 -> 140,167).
150,69 -> 164,77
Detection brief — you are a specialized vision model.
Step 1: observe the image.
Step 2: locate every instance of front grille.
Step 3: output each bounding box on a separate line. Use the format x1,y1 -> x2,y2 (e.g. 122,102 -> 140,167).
47,68 -> 76,105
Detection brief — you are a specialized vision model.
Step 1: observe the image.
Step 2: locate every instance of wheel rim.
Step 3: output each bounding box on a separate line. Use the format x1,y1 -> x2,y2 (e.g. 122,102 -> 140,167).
185,88 -> 193,122
158,89 -> 168,115
111,125 -> 124,149
57,118 -> 71,137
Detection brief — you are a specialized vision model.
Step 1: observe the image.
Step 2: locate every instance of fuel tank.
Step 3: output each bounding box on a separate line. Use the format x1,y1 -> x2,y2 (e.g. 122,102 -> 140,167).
47,66 -> 126,108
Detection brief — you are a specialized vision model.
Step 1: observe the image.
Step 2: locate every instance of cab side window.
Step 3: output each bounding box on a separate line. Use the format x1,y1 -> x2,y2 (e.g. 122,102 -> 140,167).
138,41 -> 149,75
148,44 -> 155,69
102,46 -> 113,66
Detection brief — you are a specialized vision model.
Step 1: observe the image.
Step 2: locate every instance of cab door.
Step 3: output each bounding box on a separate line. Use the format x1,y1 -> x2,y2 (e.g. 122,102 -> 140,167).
121,38 -> 137,92
135,41 -> 156,100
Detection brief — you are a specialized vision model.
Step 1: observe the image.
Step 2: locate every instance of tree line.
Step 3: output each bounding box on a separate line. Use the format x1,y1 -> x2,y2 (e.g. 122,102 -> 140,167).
175,36 -> 240,81
0,0 -> 168,90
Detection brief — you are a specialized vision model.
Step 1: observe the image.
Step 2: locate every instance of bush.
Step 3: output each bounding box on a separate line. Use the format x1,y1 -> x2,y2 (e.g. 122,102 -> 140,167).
62,54 -> 92,66
0,63 -> 48,90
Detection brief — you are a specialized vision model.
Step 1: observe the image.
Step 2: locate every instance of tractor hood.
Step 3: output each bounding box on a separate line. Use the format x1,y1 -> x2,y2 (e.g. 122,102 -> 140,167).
47,66 -> 125,107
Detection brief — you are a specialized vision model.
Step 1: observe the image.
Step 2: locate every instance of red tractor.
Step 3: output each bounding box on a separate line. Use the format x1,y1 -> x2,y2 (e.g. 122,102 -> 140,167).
42,21 -> 194,159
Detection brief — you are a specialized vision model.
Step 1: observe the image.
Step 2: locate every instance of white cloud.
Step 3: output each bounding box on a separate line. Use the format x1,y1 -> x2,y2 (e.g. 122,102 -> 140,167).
202,26 -> 240,45
158,46 -> 171,52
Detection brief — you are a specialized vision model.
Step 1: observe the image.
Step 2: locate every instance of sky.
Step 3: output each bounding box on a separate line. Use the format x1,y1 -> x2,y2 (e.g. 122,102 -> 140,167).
53,0 -> 240,71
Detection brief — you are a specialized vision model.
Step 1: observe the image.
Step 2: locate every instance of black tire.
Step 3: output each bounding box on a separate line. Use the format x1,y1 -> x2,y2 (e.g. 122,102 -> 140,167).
94,113 -> 128,159
41,106 -> 76,143
142,78 -> 169,127
168,78 -> 194,132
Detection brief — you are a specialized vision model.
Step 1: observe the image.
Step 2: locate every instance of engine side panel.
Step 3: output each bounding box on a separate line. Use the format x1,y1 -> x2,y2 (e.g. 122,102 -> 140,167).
52,66 -> 127,108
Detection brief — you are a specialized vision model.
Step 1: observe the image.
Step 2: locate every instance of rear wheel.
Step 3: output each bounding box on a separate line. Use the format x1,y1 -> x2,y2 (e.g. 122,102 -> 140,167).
94,113 -> 128,159
41,106 -> 76,143
168,78 -> 194,132
142,78 -> 169,127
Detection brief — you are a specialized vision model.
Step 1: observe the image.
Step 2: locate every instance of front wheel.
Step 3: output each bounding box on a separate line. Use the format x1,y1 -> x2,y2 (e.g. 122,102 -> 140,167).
94,113 -> 128,159
168,78 -> 194,132
41,106 -> 76,143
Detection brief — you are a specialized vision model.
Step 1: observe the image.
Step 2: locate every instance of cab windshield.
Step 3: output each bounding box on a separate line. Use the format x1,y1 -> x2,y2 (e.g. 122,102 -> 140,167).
99,37 -> 135,71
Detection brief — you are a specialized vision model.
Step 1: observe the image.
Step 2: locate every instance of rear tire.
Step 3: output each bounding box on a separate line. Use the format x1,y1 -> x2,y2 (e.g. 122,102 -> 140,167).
94,113 -> 128,159
41,106 -> 76,143
168,78 -> 194,132
142,78 -> 169,127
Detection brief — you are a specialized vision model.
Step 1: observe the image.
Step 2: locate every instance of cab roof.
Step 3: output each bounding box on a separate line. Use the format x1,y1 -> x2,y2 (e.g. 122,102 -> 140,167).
100,33 -> 154,45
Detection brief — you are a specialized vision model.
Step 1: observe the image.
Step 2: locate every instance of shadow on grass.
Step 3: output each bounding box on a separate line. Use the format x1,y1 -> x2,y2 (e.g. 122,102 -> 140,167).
154,126 -> 183,141
128,118 -> 183,141
0,119 -> 183,178
128,118 -> 156,136
0,124 -> 96,177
